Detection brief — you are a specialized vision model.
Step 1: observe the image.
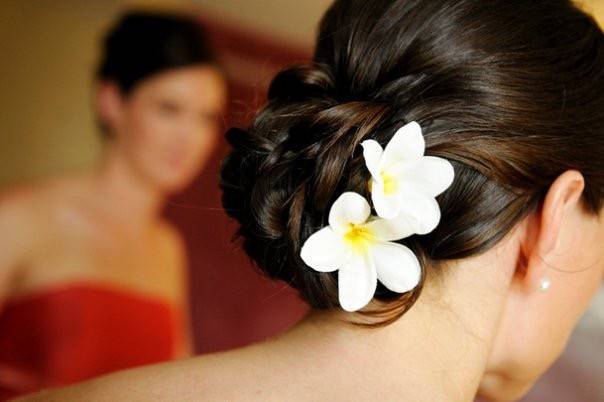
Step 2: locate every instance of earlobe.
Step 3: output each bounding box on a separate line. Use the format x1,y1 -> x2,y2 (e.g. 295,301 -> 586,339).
518,170 -> 585,292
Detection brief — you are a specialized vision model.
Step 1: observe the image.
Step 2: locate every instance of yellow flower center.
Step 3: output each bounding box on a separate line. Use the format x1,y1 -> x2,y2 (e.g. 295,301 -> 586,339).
381,172 -> 398,195
343,224 -> 376,255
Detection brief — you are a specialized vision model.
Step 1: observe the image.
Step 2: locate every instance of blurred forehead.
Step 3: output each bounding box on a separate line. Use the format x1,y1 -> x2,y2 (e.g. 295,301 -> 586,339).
129,65 -> 226,109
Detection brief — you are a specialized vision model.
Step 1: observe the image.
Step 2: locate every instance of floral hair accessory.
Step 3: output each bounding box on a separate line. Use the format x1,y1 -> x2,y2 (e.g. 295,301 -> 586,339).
300,121 -> 455,312
300,192 -> 422,312
361,121 -> 454,231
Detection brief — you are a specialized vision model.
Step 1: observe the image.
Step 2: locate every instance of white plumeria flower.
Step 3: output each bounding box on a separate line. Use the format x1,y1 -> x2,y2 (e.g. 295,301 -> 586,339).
300,192 -> 421,312
361,121 -> 455,234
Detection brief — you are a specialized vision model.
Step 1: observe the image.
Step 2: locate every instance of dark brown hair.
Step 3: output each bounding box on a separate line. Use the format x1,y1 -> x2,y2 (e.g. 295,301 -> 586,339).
97,11 -> 216,93
220,0 -> 604,325
96,11 -> 218,135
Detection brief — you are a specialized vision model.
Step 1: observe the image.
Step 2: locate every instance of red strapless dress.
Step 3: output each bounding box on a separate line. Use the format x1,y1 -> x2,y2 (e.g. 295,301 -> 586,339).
0,283 -> 182,400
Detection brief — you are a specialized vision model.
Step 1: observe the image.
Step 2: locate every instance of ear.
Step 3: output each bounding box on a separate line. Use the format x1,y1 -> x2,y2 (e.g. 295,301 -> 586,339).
95,81 -> 124,134
518,170 -> 585,292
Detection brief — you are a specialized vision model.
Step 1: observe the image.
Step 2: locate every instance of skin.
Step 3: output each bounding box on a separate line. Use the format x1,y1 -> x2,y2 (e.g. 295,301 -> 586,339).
15,170 -> 604,401
0,65 -> 227,358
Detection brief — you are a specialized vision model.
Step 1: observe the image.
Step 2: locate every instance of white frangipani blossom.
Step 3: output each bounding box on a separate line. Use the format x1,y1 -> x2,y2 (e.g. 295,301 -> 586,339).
361,121 -> 455,234
300,192 -> 421,312
300,121 -> 455,312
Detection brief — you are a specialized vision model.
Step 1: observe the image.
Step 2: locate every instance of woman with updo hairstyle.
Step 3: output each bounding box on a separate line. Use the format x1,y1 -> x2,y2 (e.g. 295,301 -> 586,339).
0,11 -> 226,400
18,1 -> 604,401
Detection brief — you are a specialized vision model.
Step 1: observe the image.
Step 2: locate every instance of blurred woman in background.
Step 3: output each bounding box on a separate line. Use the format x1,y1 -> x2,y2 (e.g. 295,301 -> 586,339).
0,11 -> 226,399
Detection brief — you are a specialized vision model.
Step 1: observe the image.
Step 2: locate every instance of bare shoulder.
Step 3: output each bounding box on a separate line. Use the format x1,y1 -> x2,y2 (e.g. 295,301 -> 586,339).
0,182 -> 47,237
0,181 -> 61,280
15,343 -> 290,402
0,176 -> 88,234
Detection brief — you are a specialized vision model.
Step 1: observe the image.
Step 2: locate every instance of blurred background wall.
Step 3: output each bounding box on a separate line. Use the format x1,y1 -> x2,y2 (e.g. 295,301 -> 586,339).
0,1 -> 602,401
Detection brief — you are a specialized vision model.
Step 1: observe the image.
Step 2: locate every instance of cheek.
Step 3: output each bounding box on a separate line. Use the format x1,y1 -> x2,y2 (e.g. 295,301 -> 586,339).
160,120 -> 220,186
189,127 -> 219,171
130,109 -> 172,146
120,108 -> 173,172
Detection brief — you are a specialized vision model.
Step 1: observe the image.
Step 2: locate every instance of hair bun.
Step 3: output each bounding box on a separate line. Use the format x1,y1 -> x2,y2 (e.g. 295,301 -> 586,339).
220,64 -> 394,311
221,0 -> 604,325
268,63 -> 336,102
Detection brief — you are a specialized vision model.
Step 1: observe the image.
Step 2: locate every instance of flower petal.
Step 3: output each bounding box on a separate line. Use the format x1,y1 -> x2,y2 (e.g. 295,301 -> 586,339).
329,192 -> 371,233
338,253 -> 377,312
399,156 -> 455,197
361,140 -> 384,180
365,216 -> 414,242
371,181 -> 401,220
372,242 -> 421,293
300,227 -> 348,272
381,121 -> 425,169
389,191 -> 441,235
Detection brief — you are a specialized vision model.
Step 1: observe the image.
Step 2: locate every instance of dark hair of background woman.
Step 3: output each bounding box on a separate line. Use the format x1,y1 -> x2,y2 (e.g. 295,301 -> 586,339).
221,0 -> 604,326
97,10 -> 216,94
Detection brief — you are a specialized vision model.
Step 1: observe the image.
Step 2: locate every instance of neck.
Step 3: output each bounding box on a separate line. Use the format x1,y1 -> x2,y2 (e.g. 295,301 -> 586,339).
270,257 -> 512,401
91,145 -> 164,230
